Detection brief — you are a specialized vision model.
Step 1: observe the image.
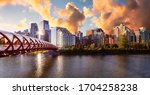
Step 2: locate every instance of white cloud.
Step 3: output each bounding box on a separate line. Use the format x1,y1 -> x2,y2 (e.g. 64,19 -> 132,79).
22,9 -> 27,13
89,23 -> 97,29
81,0 -> 86,3
0,17 -> 28,32
16,18 -> 28,29
0,22 -> 18,32
0,16 -> 3,21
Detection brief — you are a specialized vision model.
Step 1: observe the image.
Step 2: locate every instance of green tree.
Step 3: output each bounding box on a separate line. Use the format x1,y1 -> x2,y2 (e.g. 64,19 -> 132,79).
90,43 -> 95,49
118,35 -> 128,49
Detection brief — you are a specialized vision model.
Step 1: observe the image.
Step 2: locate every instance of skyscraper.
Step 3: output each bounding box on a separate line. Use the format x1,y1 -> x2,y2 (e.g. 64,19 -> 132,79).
56,27 -> 76,48
50,27 -> 57,46
75,31 -> 83,45
86,28 -> 105,46
76,31 -> 83,39
39,20 -> 51,42
113,24 -> 136,44
30,23 -> 38,38
139,27 -> 150,44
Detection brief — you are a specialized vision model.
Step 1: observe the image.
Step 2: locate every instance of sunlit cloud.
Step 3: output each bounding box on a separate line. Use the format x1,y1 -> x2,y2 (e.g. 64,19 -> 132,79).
1,0 -> 150,34
0,21 -> 18,32
16,18 -> 27,29
57,2 -> 85,34
0,0 -> 86,34
83,0 -> 150,34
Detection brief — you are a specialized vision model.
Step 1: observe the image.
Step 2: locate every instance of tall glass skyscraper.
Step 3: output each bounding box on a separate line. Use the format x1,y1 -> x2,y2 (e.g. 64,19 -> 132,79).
39,20 -> 51,42
30,23 -> 38,38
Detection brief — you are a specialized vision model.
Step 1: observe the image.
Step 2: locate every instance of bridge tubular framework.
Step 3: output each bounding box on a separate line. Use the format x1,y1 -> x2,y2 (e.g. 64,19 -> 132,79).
0,30 -> 57,57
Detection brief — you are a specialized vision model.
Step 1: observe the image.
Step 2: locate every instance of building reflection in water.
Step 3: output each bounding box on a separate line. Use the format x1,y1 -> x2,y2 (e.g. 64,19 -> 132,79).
113,55 -> 128,77
55,56 -> 64,77
35,53 -> 44,77
20,55 -> 24,70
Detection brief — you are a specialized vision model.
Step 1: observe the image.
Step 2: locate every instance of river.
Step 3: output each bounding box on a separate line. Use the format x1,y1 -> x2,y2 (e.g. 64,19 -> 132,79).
0,53 -> 150,78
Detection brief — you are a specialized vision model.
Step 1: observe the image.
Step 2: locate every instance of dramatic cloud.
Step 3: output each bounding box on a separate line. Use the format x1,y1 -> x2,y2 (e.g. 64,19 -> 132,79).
1,0 -> 150,34
0,0 -> 25,6
58,2 -> 85,33
0,0 -> 85,34
84,0 -> 150,34
83,7 -> 97,17
0,0 -> 52,29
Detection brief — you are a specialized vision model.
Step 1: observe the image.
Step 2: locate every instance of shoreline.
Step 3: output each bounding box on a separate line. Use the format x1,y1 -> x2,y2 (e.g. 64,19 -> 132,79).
59,49 -> 150,55
1,49 -> 150,58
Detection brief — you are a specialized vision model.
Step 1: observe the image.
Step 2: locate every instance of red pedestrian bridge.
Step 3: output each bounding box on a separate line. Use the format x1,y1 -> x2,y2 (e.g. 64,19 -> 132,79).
0,30 -> 58,57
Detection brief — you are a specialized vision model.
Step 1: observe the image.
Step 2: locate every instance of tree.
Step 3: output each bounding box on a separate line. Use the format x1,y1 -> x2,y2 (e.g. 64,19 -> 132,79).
118,35 -> 128,49
112,44 -> 119,48
90,43 -> 95,49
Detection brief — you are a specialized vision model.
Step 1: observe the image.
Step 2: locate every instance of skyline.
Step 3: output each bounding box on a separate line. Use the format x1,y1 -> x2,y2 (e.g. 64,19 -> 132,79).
0,0 -> 150,35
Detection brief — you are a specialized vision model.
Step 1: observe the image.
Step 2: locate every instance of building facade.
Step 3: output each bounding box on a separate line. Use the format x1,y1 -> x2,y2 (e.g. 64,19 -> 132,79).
30,23 -> 38,38
86,28 -> 105,46
39,20 -> 51,42
56,27 -> 76,48
113,24 -> 136,44
50,27 -> 57,46
75,31 -> 83,46
139,27 -> 150,44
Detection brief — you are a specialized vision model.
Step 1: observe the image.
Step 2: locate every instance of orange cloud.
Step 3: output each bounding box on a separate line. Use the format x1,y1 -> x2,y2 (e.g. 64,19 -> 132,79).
84,0 -> 150,34
57,2 -> 85,34
0,0 -> 85,34
16,18 -> 27,29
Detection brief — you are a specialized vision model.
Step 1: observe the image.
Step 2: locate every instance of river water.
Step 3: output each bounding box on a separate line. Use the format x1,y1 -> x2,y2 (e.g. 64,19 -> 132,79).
0,53 -> 150,78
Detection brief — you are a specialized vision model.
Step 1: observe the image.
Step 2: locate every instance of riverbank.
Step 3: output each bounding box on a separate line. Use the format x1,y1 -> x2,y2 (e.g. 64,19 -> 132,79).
0,50 -> 50,58
59,49 -> 150,55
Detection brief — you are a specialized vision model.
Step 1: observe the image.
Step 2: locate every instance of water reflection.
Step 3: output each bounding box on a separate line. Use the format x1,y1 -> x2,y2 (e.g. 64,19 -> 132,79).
55,56 -> 64,77
35,53 -> 43,77
112,56 -> 129,77
0,53 -> 150,78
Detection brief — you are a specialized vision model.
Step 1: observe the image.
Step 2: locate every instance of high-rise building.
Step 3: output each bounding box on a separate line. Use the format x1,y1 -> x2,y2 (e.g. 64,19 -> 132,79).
130,31 -> 136,44
139,27 -> 150,44
39,20 -> 51,42
50,27 -> 57,46
56,27 -> 76,48
76,31 -> 83,40
69,35 -> 76,46
113,24 -> 136,44
105,34 -> 116,45
57,27 -> 68,47
75,31 -> 83,45
86,28 -> 105,46
30,23 -> 38,38
135,30 -> 140,43
113,35 -> 118,44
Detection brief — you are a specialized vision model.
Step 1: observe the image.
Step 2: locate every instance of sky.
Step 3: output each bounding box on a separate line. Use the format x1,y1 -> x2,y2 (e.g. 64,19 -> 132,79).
0,0 -> 150,35
0,0 -> 93,35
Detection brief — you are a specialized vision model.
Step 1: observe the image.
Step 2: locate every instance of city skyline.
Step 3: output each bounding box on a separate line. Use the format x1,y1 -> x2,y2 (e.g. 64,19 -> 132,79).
0,0 -> 150,36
